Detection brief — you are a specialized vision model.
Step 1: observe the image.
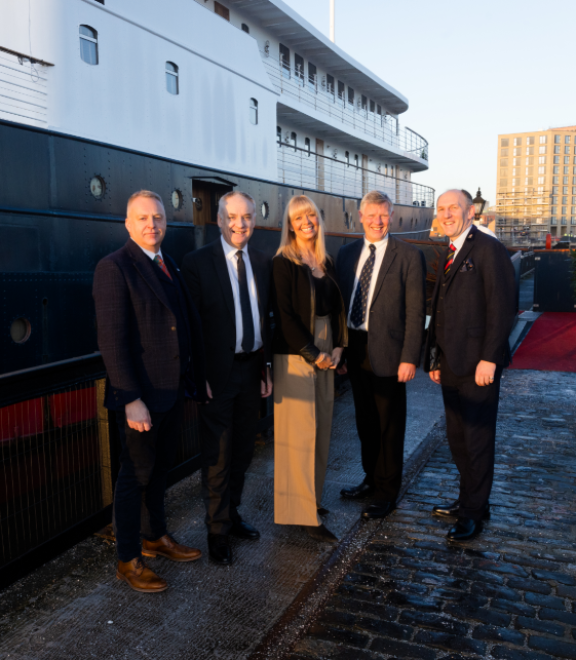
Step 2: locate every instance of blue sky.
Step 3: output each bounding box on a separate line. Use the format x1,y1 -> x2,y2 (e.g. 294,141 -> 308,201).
282,0 -> 576,207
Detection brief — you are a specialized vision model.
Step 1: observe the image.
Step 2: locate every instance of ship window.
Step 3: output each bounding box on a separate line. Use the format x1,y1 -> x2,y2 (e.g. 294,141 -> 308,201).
166,62 -> 179,95
249,98 -> 258,125
369,100 -> 375,113
326,74 -> 334,96
214,1 -> 230,21
337,80 -> 345,102
361,95 -> 367,112
295,54 -> 304,84
345,151 -> 349,167
277,126 -> 281,144
377,104 -> 382,115
279,44 -> 290,79
305,138 -> 311,155
241,23 -> 250,34
308,62 -> 317,91
348,87 -> 354,107
79,26 -> 98,65
354,154 -> 359,168
290,132 -> 297,151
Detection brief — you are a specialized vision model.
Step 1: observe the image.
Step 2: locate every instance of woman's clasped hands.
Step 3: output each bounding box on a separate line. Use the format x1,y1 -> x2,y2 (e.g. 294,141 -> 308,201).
314,346 -> 344,371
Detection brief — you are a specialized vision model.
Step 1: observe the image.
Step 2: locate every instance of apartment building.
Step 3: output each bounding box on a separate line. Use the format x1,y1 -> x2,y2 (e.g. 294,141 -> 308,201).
496,126 -> 576,242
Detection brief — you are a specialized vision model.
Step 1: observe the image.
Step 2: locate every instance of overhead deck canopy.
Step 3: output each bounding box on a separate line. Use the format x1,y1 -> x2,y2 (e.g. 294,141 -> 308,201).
228,0 -> 409,115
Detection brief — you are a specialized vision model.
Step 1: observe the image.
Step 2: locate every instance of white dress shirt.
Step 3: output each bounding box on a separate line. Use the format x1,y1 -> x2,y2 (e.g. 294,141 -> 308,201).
133,239 -> 163,262
347,235 -> 389,331
221,236 -> 263,353
450,224 -> 473,257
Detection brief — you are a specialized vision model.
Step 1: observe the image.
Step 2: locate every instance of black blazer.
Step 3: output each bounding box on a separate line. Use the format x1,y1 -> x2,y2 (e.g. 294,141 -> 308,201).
272,255 -> 347,363
337,235 -> 426,377
424,225 -> 516,377
181,239 -> 272,396
93,239 -> 207,412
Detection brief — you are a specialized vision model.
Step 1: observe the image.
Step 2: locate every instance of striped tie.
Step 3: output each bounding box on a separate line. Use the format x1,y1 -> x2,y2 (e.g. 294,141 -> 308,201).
444,244 -> 456,276
154,255 -> 172,280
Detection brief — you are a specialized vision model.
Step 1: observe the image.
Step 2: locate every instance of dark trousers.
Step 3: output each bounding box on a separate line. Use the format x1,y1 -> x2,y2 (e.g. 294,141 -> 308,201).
200,354 -> 261,535
347,329 -> 406,502
113,387 -> 185,562
440,354 -> 503,521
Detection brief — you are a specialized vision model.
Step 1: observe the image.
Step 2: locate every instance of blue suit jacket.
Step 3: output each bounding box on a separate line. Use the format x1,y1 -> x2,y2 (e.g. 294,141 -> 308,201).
93,239 -> 207,412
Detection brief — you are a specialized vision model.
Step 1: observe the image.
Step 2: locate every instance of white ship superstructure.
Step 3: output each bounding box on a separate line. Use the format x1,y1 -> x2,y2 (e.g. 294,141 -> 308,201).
0,0 -> 432,213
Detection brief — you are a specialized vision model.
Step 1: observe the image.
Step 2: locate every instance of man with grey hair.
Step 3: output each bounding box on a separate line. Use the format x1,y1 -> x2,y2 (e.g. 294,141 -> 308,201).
336,190 -> 426,520
425,189 -> 515,542
182,191 -> 272,565
93,190 -> 208,592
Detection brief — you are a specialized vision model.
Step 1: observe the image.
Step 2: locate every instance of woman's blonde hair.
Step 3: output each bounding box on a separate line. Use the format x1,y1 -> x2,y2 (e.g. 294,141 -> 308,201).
276,195 -> 327,266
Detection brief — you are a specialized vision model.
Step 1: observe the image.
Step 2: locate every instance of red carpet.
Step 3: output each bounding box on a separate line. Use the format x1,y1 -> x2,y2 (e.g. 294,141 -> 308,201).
510,312 -> 576,372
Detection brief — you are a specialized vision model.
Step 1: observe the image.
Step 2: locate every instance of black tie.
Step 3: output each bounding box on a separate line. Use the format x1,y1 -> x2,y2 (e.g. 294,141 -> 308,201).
236,251 -> 255,353
350,244 -> 376,328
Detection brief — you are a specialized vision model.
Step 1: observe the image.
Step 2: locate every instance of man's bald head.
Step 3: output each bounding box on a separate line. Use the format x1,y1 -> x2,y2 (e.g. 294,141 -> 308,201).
436,190 -> 475,240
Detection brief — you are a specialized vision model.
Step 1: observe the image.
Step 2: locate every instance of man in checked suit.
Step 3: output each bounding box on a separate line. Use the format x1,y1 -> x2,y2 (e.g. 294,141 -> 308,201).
182,191 -> 272,565
336,190 -> 426,520
93,190 -> 208,593
425,189 -> 515,542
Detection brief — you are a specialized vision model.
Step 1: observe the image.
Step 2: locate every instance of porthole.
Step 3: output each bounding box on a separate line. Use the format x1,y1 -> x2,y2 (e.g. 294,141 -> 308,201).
90,176 -> 105,199
10,317 -> 31,344
261,201 -> 270,219
171,189 -> 183,210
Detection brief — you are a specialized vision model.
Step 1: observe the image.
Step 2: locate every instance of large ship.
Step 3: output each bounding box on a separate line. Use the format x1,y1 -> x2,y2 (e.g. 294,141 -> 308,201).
0,0 -> 433,373
0,0 -> 434,584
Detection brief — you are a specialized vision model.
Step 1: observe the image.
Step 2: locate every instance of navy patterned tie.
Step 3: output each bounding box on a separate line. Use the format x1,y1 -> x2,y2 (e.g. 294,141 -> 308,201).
350,244 -> 376,328
236,251 -> 255,353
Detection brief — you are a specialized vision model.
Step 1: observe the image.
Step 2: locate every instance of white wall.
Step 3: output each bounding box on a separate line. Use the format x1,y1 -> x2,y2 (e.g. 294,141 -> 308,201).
0,0 -> 279,181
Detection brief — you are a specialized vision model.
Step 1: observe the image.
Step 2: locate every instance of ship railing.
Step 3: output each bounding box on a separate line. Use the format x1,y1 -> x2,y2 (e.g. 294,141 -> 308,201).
0,353 -> 201,588
277,143 -> 435,208
262,57 -> 429,161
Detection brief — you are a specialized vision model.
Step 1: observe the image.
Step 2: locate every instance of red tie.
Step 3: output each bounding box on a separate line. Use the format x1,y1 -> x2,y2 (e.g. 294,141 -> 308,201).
154,255 -> 172,280
444,244 -> 456,275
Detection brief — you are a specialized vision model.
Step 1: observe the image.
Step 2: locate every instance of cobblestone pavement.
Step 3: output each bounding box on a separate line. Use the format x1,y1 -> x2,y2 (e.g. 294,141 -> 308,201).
0,372 -> 442,660
284,370 -> 576,660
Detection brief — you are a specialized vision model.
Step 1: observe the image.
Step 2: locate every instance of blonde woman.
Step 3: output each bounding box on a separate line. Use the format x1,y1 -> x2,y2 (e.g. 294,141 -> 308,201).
272,195 -> 347,543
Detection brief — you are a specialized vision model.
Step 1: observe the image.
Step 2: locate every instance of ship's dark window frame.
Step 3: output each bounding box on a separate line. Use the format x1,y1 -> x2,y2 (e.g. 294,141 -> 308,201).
361,95 -> 367,113
308,62 -> 317,91
354,154 -> 359,169
290,131 -> 297,151
305,137 -> 311,156
348,87 -> 354,107
345,151 -> 350,167
249,98 -> 258,125
165,62 -> 179,95
279,44 -> 290,79
79,25 -> 98,65
241,23 -> 250,34
337,80 -> 345,103
295,54 -> 304,85
277,126 -> 282,144
326,74 -> 334,97
214,1 -> 230,21
369,99 -> 375,113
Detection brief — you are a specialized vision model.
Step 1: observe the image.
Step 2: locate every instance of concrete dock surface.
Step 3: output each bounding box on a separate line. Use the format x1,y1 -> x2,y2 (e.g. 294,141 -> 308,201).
0,371 -> 443,660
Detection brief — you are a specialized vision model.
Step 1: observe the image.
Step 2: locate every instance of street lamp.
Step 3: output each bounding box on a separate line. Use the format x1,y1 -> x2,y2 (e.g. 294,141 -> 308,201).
473,188 -> 486,221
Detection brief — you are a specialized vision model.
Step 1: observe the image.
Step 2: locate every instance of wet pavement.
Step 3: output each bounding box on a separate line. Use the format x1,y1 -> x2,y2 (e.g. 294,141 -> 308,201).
0,371 -> 443,660
283,370 -> 576,660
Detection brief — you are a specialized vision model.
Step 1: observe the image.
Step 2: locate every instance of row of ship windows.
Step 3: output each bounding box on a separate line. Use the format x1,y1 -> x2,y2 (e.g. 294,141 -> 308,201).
276,129 -> 398,177
501,146 -> 576,157
278,43 -> 386,117
501,135 -> 575,147
80,25 -> 260,120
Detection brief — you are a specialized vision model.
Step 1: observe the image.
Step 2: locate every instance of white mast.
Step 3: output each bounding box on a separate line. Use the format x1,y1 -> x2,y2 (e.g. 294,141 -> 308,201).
329,0 -> 335,43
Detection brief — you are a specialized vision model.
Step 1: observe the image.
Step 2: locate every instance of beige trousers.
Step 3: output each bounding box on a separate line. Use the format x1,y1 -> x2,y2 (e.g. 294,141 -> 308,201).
274,316 -> 334,527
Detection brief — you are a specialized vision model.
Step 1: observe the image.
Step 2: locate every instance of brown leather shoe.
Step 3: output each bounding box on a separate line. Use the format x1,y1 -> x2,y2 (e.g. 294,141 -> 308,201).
116,557 -> 168,593
142,534 -> 202,562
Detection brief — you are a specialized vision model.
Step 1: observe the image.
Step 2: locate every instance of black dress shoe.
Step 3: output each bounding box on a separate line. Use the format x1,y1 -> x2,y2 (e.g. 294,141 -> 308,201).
208,534 -> 233,565
361,501 -> 396,520
317,506 -> 330,516
230,519 -> 260,540
304,524 -> 338,543
433,500 -> 491,520
447,517 -> 482,542
340,480 -> 375,500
